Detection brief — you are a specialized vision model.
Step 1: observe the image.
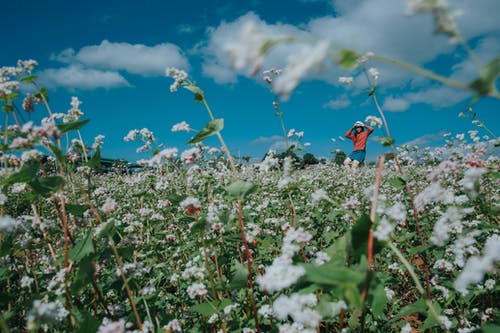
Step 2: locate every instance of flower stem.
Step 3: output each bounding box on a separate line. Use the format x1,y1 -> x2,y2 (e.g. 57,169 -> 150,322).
389,242 -> 448,332
109,239 -> 143,330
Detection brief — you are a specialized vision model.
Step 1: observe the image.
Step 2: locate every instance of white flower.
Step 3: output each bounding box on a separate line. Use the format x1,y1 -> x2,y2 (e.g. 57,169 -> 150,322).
97,319 -> 126,333
223,20 -> 269,74
385,287 -> 395,300
20,276 -> 34,288
373,217 -> 394,241
273,293 -> 321,329
438,315 -> 453,330
368,67 -> 379,81
186,282 -> 208,298
256,257 -> 305,293
385,203 -> 407,223
312,251 -> 331,266
171,121 -> 190,132
401,323 -> 412,333
166,67 -> 188,92
0,215 -> 20,234
311,189 -> 328,205
180,197 -> 201,211
273,40 -> 330,100
164,319 -> 182,332
365,115 -> 382,128
338,76 -> 354,85
123,129 -> 138,142
459,168 -> 486,195
101,198 -> 117,214
455,234 -> 500,295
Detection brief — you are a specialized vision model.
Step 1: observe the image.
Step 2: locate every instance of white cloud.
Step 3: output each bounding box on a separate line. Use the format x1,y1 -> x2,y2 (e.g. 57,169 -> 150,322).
201,12 -> 306,83
404,85 -> 472,108
382,96 -> 410,112
323,93 -> 351,109
401,131 -> 448,148
250,135 -> 283,145
53,40 -> 189,76
38,65 -> 130,90
200,0 -> 499,108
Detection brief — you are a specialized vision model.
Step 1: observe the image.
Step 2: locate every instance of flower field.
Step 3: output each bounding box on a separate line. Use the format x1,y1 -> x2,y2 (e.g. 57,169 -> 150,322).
1,3 -> 500,331
0,95 -> 498,332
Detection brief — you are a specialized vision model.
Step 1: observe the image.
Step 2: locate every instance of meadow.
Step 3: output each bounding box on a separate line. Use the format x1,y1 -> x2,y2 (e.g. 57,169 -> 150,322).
1,3 -> 500,332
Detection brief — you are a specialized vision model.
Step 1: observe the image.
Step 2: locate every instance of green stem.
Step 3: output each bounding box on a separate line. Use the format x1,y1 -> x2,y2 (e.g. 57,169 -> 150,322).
77,129 -> 88,162
389,242 -> 447,332
202,97 -> 238,180
109,239 -> 143,330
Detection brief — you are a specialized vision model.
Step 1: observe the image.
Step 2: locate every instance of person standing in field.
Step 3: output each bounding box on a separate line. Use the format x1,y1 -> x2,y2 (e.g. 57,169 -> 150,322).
343,121 -> 374,168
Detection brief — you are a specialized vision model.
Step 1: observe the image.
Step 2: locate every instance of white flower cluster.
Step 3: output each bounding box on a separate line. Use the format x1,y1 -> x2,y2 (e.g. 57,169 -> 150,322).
0,215 -> 20,234
26,298 -> 69,330
165,67 -> 188,92
1,59 -> 37,96
338,76 -> 354,85
63,96 -> 84,123
138,147 -> 178,167
256,227 -> 312,292
179,197 -> 201,211
186,282 -> 208,299
454,234 -> 500,295
273,40 -> 330,100
163,319 -> 182,332
171,121 -> 190,132
97,318 -> 126,333
273,293 -> 322,331
365,115 -> 383,128
311,189 -> 328,205
256,151 -> 279,172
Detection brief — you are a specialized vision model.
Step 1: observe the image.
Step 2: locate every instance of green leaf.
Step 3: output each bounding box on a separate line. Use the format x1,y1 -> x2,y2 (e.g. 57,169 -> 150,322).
86,146 -> 101,168
190,218 -> 207,234
49,144 -> 68,167
66,204 -> 90,217
422,302 -> 442,330
371,283 -> 388,317
56,119 -> 90,134
481,323 -> 500,333
393,298 -> 426,320
387,177 -> 406,189
226,180 -> 256,199
76,312 -> 100,333
229,260 -> 248,290
1,162 -> 38,185
69,231 -> 94,261
339,49 -> 360,69
302,263 -> 365,287
34,87 -> 48,102
191,301 -> 218,316
374,136 -> 395,147
28,176 -> 65,196
187,118 -> 224,144
72,256 -> 95,293
95,220 -> 115,240
21,74 -> 37,83
2,105 -> 14,112
349,214 -> 384,262
183,84 -> 205,103
469,56 -> 500,96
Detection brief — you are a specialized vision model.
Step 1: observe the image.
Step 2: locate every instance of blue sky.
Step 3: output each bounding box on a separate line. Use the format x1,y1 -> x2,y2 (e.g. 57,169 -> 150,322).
1,0 -> 499,162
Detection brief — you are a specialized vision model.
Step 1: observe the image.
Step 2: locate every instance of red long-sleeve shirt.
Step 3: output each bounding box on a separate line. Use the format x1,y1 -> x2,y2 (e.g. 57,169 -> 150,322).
345,126 -> 374,151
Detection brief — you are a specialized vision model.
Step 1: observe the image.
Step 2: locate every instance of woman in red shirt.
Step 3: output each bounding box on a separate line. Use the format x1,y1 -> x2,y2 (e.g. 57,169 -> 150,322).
343,121 -> 374,168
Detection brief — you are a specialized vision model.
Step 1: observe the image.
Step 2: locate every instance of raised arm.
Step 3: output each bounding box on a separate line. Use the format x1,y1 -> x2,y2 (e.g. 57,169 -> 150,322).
365,125 -> 374,135
345,127 -> 355,139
